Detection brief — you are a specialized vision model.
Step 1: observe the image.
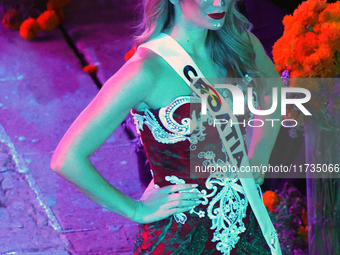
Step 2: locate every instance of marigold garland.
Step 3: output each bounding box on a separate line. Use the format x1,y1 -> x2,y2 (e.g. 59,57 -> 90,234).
3,0 -> 71,40
124,45 -> 136,62
36,10 -> 59,32
83,65 -> 98,74
19,18 -> 41,40
2,9 -> 23,30
262,190 -> 280,212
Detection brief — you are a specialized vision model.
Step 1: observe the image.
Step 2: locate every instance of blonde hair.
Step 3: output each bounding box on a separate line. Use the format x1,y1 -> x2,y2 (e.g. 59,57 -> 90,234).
134,0 -> 262,80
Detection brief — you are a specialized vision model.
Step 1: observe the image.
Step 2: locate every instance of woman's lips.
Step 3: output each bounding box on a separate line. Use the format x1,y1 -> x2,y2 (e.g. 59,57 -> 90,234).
207,12 -> 226,20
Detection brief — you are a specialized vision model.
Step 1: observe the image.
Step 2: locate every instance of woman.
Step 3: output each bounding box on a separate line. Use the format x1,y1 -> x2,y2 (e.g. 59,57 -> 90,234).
51,0 -> 283,254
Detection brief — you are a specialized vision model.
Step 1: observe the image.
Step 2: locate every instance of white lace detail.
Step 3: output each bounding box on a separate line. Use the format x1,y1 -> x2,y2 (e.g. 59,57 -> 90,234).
133,108 -> 190,144
133,96 -> 203,144
132,79 -> 257,146
164,172 -> 248,255
189,111 -> 208,151
159,97 -> 195,135
164,175 -> 206,224
198,151 -> 237,180
205,173 -> 248,255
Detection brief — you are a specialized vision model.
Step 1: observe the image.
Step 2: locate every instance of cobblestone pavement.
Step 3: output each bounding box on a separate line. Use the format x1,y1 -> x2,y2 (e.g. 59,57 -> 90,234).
0,0 -> 144,254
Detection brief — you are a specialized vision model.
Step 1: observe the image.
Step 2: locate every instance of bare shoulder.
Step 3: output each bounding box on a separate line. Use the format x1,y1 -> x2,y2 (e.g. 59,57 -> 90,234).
102,47 -> 162,107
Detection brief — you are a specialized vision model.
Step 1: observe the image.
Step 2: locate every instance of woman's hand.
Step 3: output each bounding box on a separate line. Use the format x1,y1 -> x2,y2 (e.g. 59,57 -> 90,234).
132,183 -> 202,224
250,158 -> 265,185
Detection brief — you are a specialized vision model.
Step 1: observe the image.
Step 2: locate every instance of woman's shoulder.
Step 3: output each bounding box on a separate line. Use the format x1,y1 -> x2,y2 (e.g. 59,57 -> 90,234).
101,46 -> 170,111
104,47 -> 165,98
122,46 -> 166,81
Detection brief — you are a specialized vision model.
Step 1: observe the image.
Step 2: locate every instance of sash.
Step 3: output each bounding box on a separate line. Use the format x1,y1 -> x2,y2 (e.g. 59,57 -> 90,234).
139,33 -> 281,255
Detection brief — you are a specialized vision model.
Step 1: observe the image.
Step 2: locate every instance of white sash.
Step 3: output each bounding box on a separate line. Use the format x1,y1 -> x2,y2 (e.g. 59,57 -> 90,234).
139,33 -> 281,255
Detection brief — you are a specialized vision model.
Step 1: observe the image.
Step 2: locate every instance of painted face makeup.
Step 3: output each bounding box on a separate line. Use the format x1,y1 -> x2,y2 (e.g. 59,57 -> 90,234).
207,12 -> 226,20
179,0 -> 229,30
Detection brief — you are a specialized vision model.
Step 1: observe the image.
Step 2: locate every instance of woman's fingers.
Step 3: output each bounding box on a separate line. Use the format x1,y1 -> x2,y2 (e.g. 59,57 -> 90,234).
162,183 -> 198,194
136,184 -> 204,223
167,191 -> 202,201
167,206 -> 196,216
164,198 -> 201,210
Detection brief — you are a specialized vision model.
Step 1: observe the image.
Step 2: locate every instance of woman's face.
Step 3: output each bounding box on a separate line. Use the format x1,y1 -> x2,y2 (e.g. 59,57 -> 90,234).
176,0 -> 230,30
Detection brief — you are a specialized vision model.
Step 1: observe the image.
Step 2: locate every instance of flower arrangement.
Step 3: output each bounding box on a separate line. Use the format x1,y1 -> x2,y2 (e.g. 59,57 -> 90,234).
272,0 -> 340,134
262,190 -> 280,212
273,0 -> 340,78
124,45 -> 136,62
2,0 -> 70,40
263,183 -> 308,255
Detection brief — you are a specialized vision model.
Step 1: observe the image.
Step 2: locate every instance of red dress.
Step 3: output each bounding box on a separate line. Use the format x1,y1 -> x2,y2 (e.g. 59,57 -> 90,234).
132,96 -> 270,255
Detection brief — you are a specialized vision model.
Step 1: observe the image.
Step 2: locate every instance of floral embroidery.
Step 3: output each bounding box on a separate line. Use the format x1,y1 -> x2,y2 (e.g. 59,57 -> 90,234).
164,175 -> 204,223
133,108 -> 189,144
189,112 -> 207,151
205,173 -> 248,255
133,75 -> 262,255
197,151 -> 237,180
159,96 -> 197,135
165,172 -> 248,255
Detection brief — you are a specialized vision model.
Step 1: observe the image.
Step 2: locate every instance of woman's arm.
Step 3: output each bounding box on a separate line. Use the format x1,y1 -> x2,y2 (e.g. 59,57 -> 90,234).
50,49 -> 201,223
247,33 -> 284,183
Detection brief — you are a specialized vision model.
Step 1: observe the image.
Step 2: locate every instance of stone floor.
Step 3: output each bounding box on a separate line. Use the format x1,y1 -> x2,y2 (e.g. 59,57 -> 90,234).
0,0 -> 308,254
0,0 -> 144,254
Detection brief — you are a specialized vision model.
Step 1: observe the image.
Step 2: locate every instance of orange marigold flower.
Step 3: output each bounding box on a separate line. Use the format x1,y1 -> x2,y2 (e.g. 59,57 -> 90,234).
298,226 -> 308,242
19,18 -> 41,40
83,65 -> 98,74
37,10 -> 60,32
124,46 -> 136,62
2,9 -> 23,30
262,190 -> 280,212
283,15 -> 295,31
321,2 -> 340,22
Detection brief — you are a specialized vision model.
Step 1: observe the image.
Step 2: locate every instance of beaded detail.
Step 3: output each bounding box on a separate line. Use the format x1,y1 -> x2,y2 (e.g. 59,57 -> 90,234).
164,172 -> 248,255
133,100 -> 191,144
133,96 -> 201,144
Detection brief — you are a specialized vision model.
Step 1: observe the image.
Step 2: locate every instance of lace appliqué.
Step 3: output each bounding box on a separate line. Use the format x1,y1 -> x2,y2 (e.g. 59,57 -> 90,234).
165,175 -> 205,224
189,111 -> 209,151
159,97 -> 193,135
133,108 -> 189,144
198,151 -> 238,180
204,173 -> 248,255
165,172 -> 248,255
133,97 -> 202,144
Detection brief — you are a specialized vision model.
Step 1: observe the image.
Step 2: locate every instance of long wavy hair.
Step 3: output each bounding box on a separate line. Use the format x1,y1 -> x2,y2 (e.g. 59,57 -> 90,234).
134,0 -> 262,82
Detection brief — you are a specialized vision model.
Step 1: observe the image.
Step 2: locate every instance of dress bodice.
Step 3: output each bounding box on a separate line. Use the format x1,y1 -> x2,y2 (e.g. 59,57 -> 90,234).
131,95 -> 249,188
131,93 -> 268,255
